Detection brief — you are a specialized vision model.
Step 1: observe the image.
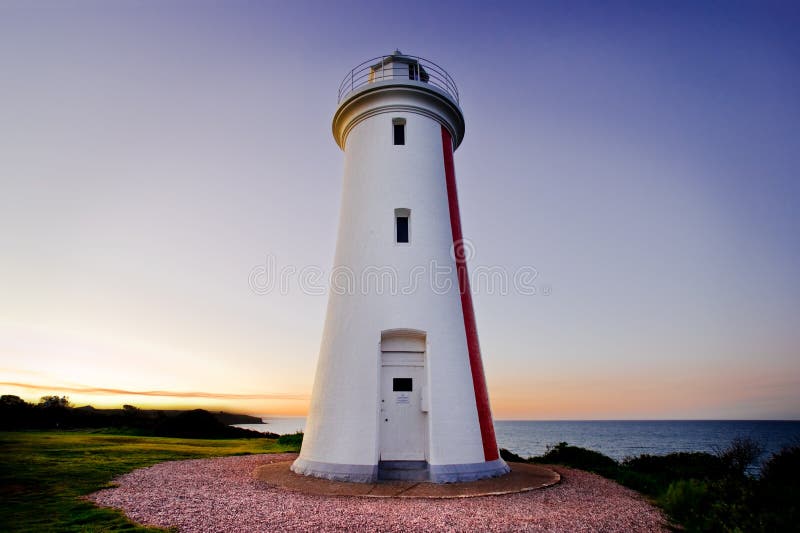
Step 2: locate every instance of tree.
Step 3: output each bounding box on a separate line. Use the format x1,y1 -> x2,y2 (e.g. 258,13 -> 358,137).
122,404 -> 142,420
0,395 -> 32,429
38,395 -> 70,409
717,436 -> 763,476
0,395 -> 28,408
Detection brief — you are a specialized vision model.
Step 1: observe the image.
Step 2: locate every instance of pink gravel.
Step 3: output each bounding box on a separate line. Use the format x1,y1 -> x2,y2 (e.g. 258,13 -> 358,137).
87,453 -> 668,532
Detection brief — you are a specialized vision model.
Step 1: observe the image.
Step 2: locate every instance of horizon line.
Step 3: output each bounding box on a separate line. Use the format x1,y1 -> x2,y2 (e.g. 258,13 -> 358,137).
0,382 -> 309,401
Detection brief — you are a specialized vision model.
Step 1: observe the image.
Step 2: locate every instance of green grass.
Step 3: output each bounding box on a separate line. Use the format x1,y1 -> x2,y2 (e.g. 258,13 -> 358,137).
0,430 -> 299,532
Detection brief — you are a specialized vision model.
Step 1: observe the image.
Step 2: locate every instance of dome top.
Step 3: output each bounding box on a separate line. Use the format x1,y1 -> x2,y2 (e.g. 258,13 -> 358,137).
337,52 -> 460,107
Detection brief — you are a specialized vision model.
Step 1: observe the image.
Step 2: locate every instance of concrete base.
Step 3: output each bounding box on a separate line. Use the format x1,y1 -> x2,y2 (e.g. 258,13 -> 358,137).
258,461 -> 560,499
430,458 -> 510,483
290,457 -> 378,483
291,457 -> 510,483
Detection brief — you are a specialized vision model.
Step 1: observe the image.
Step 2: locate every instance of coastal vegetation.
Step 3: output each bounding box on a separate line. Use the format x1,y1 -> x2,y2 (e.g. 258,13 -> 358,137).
0,430 -> 301,532
501,438 -> 800,532
2,395 -> 795,532
0,395 -> 277,438
0,395 -> 295,531
276,431 -> 304,447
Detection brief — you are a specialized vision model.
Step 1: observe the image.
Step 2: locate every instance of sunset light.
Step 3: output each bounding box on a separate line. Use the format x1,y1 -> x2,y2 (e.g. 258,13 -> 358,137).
2,1 -> 798,422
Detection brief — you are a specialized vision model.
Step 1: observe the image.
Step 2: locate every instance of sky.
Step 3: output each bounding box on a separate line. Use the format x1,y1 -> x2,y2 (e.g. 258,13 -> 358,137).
1,0 -> 798,419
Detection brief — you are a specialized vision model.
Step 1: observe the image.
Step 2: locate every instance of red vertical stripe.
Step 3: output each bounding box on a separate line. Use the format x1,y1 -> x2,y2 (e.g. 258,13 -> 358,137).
441,126 -> 500,462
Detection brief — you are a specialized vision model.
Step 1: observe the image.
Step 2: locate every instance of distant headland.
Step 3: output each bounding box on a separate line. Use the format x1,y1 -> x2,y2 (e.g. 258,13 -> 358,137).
0,394 -> 276,438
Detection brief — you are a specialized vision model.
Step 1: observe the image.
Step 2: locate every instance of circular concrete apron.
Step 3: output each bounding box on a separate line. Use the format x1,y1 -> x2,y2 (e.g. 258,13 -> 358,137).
254,461 -> 560,498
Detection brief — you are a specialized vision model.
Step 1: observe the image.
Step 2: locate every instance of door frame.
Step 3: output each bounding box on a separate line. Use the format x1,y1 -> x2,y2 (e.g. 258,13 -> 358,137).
377,329 -> 428,462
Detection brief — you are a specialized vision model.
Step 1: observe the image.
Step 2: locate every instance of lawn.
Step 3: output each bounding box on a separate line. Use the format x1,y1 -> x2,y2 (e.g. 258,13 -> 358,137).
0,430 -> 299,532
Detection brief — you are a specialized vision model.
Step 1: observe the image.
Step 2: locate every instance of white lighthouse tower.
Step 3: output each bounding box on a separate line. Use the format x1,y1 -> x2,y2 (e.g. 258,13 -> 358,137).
292,52 -> 509,483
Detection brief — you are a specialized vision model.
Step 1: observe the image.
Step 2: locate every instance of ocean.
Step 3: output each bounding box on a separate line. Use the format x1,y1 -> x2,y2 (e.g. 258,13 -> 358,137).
234,418 -> 800,466
493,420 -> 800,462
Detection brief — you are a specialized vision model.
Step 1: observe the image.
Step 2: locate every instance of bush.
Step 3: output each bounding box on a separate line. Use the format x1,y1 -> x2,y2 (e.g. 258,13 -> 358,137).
469,438 -> 800,532
277,431 -> 303,447
757,444 -> 800,531
611,468 -> 667,496
624,452 -> 726,482
660,479 -> 713,529
760,443 -> 800,487
531,442 -> 618,475
717,436 -> 763,477
499,448 -> 527,463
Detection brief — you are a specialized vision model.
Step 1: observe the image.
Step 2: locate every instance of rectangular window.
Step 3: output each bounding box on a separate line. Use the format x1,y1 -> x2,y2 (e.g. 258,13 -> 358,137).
393,121 -> 405,145
393,378 -> 412,391
396,216 -> 409,243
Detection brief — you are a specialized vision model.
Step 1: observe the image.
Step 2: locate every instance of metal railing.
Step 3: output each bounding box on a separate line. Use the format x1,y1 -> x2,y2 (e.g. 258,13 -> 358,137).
337,54 -> 459,105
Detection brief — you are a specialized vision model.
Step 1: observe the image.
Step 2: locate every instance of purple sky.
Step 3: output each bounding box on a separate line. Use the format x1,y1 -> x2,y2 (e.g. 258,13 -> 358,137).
1,1 -> 798,418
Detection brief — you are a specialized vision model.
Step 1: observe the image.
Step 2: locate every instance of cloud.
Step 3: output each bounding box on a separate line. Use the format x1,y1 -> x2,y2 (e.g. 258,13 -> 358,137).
0,382 -> 308,401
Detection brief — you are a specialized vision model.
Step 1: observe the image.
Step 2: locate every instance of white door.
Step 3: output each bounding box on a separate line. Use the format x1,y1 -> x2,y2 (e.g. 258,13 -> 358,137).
380,354 -> 426,461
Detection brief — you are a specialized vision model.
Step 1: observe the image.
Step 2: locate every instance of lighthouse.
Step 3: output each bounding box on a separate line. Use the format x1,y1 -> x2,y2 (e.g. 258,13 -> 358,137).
291,52 -> 509,483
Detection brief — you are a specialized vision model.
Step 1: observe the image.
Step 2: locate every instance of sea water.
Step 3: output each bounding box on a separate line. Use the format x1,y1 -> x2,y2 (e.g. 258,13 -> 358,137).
233,416 -> 306,436
493,420 -> 800,462
234,418 -> 800,465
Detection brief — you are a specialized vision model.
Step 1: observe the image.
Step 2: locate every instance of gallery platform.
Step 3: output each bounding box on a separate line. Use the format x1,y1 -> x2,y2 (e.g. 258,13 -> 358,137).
254,460 -> 560,498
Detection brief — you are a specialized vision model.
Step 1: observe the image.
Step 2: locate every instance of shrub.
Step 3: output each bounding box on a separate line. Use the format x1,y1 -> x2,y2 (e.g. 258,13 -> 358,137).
717,436 -> 763,477
624,452 -> 726,482
613,468 -> 667,496
760,443 -> 800,487
531,442 -> 618,475
757,444 -> 800,531
660,479 -> 712,529
277,431 -> 303,447
499,448 -> 527,463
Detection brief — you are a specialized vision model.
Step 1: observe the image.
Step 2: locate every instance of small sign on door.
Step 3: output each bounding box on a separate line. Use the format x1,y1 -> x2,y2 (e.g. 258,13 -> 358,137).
396,393 -> 410,405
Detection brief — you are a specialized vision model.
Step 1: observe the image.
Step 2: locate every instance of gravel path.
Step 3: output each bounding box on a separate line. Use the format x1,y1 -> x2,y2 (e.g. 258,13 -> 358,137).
88,454 -> 668,532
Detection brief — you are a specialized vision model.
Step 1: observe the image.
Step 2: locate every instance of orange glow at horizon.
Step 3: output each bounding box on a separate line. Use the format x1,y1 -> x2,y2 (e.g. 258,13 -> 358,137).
5,370 -> 797,420
0,323 -> 316,417
1,381 -> 310,416
2,319 -> 798,421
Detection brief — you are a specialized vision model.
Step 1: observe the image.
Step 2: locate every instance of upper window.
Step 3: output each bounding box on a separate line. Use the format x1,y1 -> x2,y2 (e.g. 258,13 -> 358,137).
395,208 -> 410,244
393,118 -> 405,145
396,217 -> 409,243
